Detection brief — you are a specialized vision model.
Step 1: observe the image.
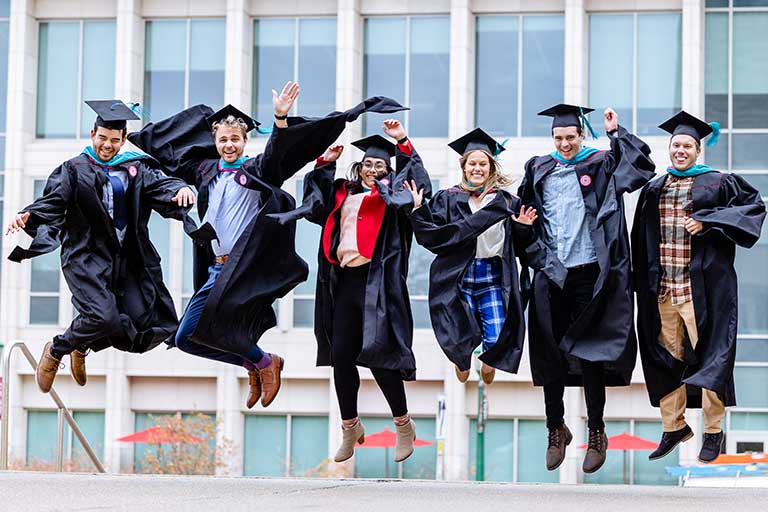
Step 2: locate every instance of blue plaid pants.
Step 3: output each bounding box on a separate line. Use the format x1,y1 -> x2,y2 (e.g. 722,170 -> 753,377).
460,257 -> 505,351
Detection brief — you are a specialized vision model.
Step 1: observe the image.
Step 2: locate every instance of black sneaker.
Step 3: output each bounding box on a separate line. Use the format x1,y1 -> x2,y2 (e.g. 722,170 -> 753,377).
698,431 -> 724,463
648,425 -> 694,461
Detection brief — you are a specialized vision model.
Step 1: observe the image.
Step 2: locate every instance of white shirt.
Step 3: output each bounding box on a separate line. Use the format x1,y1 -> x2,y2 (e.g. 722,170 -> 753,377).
469,192 -> 505,259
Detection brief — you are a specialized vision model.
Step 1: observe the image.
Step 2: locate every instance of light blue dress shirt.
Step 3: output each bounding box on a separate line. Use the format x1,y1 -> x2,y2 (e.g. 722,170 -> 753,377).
540,162 -> 597,268
202,162 -> 261,257
100,168 -> 129,244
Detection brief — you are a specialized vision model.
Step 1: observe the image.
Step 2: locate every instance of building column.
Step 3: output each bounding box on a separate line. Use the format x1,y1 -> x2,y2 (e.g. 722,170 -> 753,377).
224,0 -> 250,110
448,0 -> 473,140
115,0 -> 143,109
334,0 -> 362,173
681,0 -> 705,115
563,0 -> 588,104
103,351 -> 130,473
443,361 -> 468,480
216,365 -> 242,475
559,387 -> 584,484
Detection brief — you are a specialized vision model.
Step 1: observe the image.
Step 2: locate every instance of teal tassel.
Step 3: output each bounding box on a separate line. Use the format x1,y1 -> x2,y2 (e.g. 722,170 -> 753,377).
256,126 -> 273,135
126,102 -> 151,121
706,121 -> 721,147
493,138 -> 510,157
580,107 -> 598,140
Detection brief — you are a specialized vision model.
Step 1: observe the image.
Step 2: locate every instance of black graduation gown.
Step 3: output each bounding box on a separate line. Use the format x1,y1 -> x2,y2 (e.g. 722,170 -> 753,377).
128,97 -> 408,357
517,126 -> 656,387
409,187 -> 534,374
631,171 -> 766,407
9,154 -> 200,353
272,144 -> 432,380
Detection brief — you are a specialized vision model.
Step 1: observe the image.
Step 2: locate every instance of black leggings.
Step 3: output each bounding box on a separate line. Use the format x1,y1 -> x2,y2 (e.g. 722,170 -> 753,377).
543,263 -> 606,430
331,264 -> 408,420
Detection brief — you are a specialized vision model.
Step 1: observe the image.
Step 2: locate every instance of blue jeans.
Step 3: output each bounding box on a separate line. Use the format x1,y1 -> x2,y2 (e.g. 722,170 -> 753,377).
175,263 -> 265,367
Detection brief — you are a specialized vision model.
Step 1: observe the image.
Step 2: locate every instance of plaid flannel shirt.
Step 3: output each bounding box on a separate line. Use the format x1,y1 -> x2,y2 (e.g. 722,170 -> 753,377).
658,175 -> 694,305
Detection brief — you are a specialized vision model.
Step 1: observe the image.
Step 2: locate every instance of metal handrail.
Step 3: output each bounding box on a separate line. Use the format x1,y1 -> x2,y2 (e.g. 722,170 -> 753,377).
0,341 -> 106,472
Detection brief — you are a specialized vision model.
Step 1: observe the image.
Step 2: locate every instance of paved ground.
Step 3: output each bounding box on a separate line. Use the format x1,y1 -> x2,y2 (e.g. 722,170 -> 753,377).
1,471 -> 766,511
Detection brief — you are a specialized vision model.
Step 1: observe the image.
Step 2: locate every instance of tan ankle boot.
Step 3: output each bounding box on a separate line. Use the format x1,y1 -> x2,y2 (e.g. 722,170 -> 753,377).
334,421 -> 365,463
394,419 -> 416,463
70,350 -> 87,386
36,342 -> 61,393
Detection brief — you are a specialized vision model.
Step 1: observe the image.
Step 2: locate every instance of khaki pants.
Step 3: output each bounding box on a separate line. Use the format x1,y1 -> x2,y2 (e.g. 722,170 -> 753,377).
657,296 -> 725,433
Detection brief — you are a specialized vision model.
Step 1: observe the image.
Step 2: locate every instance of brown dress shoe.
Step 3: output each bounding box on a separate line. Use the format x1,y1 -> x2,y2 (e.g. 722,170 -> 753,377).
246,369 -> 262,409
480,363 -> 496,385
455,365 -> 470,383
70,350 -> 87,386
546,423 -> 572,471
36,342 -> 61,393
583,428 -> 608,473
258,354 -> 284,407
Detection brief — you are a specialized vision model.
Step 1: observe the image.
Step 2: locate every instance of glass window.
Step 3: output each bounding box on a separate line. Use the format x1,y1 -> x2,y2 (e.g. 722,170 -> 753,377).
705,13 -> 728,128
243,415 -> 287,476
37,21 -> 116,139
589,13 -> 681,136
0,18 -> 9,133
476,15 -> 564,137
148,212 -> 171,281
730,412 -> 768,430
133,412 -> 216,472
144,19 -> 225,124
253,18 -> 337,122
26,410 -> 104,469
289,416 -> 329,476
363,16 -> 449,137
517,419 -> 559,483
29,179 -> 60,325
0,0 -> 8,17
734,367 -> 768,408
733,13 -> 768,128
356,416 -> 436,478
468,418 -> 515,481
736,219 -> 768,335
408,179 -> 439,329
292,179 -> 321,327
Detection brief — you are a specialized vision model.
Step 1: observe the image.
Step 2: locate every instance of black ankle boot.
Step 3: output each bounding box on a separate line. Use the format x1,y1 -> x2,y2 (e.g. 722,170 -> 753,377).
698,431 -> 724,463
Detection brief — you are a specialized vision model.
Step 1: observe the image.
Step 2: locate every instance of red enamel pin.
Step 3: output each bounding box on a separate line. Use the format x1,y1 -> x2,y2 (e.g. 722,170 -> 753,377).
239,174 -> 247,186
579,174 -> 592,187
128,165 -> 138,178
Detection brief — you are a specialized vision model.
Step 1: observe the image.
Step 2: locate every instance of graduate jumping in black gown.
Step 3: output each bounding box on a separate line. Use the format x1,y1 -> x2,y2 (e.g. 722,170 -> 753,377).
129,84 -> 409,409
6,100 -> 199,394
631,111 -> 766,463
271,118 -> 431,464
518,105 -> 656,474
405,128 -> 537,385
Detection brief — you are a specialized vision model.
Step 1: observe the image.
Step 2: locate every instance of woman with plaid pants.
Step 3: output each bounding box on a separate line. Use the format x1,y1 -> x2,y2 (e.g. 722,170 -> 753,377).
407,128 -> 538,385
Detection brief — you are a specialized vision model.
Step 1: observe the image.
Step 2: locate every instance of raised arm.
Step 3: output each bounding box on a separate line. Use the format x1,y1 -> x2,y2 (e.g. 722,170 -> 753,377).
601,108 -> 656,195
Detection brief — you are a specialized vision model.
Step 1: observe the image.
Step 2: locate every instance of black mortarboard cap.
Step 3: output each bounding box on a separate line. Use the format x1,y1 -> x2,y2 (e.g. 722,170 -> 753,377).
86,100 -> 140,130
206,104 -> 259,133
538,103 -> 598,138
448,128 -> 505,157
658,110 -> 716,145
351,135 -> 397,161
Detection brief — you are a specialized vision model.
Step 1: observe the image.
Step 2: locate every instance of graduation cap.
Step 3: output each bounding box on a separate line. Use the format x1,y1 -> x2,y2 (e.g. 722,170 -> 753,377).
658,110 -> 721,147
86,100 -> 141,131
206,104 -> 260,134
351,135 -> 397,161
538,103 -> 599,139
448,128 -> 506,157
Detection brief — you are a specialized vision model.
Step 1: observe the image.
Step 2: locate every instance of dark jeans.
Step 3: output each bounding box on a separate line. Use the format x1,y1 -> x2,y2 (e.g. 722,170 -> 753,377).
543,263 -> 606,430
332,264 -> 408,420
175,263 -> 265,367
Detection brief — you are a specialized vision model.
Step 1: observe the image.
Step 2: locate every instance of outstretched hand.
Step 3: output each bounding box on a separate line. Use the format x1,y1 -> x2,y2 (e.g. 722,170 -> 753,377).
321,144 -> 344,163
403,179 -> 424,210
383,119 -> 406,142
273,81 -> 300,118
5,212 -> 30,235
604,108 -> 619,133
512,205 -> 538,225
171,187 -> 196,208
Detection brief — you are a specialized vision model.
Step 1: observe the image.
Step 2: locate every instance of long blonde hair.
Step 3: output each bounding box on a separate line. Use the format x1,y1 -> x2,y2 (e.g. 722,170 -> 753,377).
459,150 -> 511,199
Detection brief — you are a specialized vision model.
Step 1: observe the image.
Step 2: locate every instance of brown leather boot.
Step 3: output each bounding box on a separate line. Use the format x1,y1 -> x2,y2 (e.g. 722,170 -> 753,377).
246,369 -> 262,409
70,350 -> 87,386
583,428 -> 608,473
394,419 -> 416,463
36,342 -> 61,393
334,420 -> 365,463
546,423 -> 572,471
455,365 -> 470,383
480,363 -> 496,385
258,354 -> 284,408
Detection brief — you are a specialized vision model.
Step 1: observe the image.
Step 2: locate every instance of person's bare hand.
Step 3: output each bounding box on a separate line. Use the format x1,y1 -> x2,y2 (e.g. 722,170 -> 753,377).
604,108 -> 619,133
321,144 -> 344,163
683,216 -> 705,235
403,179 -> 424,210
5,212 -> 30,235
171,187 -> 196,207
512,205 -> 538,225
273,81 -> 300,117
383,119 -> 406,142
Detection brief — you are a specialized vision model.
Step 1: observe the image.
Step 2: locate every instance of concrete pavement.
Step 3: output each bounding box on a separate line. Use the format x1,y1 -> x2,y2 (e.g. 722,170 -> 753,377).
1,471 -> 766,512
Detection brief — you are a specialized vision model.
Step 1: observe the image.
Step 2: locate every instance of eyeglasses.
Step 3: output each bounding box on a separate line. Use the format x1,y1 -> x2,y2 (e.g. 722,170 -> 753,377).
362,161 -> 387,172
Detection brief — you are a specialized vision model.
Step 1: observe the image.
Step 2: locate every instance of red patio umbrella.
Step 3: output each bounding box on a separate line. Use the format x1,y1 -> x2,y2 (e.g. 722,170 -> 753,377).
116,426 -> 203,444
357,427 -> 433,478
579,432 -> 658,484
